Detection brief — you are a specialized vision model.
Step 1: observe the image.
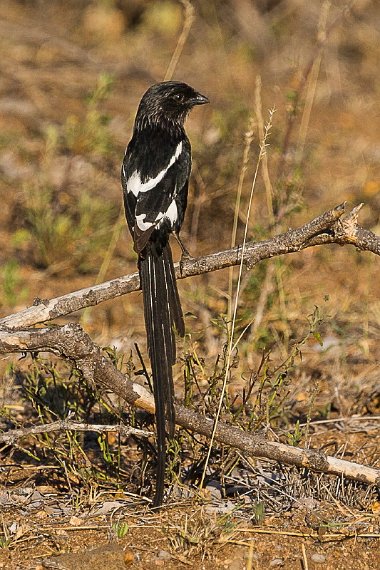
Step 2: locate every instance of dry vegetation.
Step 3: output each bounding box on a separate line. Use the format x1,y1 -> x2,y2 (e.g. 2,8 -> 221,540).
0,0 -> 379,568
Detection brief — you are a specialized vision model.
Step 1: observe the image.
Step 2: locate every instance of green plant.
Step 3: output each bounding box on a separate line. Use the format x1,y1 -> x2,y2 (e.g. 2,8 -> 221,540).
0,259 -> 28,308
252,501 -> 265,525
64,73 -> 114,156
287,420 -> 304,446
21,358 -> 99,422
111,521 -> 129,539
0,525 -> 11,549
17,75 -> 118,274
14,356 -> 127,489
22,182 -> 117,272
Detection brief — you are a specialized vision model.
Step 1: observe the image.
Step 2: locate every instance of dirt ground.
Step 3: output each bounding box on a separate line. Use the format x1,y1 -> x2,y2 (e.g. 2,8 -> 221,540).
0,1 -> 379,568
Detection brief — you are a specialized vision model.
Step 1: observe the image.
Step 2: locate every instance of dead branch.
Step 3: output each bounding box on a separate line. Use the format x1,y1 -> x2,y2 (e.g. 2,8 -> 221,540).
0,419 -> 151,445
0,324 -> 379,487
1,202 -> 379,329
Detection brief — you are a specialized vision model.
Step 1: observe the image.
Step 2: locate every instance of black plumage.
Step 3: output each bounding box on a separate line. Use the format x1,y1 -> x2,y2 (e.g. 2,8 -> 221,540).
121,81 -> 209,506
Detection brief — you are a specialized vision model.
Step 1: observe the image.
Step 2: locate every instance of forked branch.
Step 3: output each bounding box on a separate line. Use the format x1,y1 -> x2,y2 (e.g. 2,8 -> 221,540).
1,203 -> 379,330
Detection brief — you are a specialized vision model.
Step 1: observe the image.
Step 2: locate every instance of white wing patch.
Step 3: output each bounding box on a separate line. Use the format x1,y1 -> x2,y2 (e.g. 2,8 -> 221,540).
127,141 -> 183,197
162,200 -> 178,226
135,199 -> 178,232
136,213 -> 154,231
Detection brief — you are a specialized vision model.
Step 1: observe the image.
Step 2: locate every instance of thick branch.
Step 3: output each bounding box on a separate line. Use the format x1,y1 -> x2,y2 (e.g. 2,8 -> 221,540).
0,324 -> 379,487
1,203 -> 379,329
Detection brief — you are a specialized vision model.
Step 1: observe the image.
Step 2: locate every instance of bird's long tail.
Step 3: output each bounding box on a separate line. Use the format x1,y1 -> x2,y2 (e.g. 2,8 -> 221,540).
139,242 -> 184,507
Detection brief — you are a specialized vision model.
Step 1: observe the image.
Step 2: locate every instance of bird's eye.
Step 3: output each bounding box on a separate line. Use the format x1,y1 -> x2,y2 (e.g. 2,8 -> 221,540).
173,94 -> 182,101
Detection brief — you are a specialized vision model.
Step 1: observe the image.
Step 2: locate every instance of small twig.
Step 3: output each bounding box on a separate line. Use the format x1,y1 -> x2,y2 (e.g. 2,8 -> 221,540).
228,114 -> 255,320
47,525 -> 109,532
134,341 -> 153,393
246,541 -> 254,570
298,416 -> 380,427
301,543 -> 309,570
221,531 -> 380,544
255,76 -> 275,224
164,0 -> 195,81
0,419 -> 151,445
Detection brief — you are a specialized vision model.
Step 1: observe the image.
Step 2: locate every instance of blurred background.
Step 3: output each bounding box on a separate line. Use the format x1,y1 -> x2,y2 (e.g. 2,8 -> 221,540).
0,0 -> 379,410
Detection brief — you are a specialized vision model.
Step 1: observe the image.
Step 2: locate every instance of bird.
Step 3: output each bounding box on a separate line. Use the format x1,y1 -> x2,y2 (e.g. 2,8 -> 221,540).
121,81 -> 209,507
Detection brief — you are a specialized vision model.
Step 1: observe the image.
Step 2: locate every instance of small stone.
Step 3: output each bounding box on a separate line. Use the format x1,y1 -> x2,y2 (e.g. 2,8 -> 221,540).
270,558 -> 284,567
9,522 -> 18,534
205,480 -> 222,500
157,550 -> 171,561
124,548 -> 135,566
69,515 -> 83,526
311,553 -> 326,564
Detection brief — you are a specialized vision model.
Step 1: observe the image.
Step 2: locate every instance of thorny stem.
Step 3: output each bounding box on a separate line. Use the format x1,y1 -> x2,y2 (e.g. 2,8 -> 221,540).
200,109 -> 275,490
228,115 -> 255,321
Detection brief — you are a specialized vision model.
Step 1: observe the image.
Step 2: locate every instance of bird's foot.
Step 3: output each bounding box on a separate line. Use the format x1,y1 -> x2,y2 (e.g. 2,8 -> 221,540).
179,252 -> 191,275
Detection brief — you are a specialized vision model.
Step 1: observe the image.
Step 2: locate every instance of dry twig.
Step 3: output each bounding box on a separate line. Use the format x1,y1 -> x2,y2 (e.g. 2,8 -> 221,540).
0,419 -> 151,445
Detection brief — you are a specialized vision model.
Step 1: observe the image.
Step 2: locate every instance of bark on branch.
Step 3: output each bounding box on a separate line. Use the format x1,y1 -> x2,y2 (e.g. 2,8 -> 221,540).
0,420 -> 151,445
0,324 -> 379,487
1,203 -> 379,329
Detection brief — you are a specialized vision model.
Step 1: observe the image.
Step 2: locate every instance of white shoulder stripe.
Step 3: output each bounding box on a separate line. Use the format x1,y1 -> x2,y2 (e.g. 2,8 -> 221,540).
127,141 -> 183,197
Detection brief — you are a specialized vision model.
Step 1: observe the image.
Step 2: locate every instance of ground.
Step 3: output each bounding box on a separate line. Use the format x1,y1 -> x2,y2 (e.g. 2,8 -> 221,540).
0,1 -> 379,568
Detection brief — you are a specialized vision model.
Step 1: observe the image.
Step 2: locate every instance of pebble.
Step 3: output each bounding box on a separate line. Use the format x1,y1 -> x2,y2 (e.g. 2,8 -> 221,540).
311,553 -> 326,564
124,548 -> 135,566
157,550 -> 171,561
270,558 -> 284,567
69,515 -> 83,526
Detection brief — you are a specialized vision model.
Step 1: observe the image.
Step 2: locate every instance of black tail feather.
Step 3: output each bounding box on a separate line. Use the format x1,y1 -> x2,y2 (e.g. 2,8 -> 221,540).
162,246 -> 185,337
139,242 -> 184,507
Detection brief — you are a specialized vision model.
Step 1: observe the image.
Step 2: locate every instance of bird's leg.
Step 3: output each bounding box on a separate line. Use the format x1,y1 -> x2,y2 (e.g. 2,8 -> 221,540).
173,231 -> 193,276
174,231 -> 192,259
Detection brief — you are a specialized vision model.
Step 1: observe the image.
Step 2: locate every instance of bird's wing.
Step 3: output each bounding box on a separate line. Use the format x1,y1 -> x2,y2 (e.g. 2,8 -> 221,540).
123,137 -> 190,253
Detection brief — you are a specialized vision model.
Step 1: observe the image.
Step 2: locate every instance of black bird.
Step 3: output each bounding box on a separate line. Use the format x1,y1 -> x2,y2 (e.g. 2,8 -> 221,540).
121,81 -> 209,506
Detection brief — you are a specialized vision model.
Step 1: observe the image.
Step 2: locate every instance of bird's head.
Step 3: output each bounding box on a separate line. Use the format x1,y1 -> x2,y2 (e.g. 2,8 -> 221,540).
135,81 -> 209,131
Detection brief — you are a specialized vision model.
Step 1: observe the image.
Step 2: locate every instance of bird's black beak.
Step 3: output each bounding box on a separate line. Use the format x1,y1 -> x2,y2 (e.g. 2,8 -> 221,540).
192,92 -> 209,106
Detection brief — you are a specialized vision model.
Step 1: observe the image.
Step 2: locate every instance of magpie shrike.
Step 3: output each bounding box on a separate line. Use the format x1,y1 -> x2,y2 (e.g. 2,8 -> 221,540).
121,81 -> 209,506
